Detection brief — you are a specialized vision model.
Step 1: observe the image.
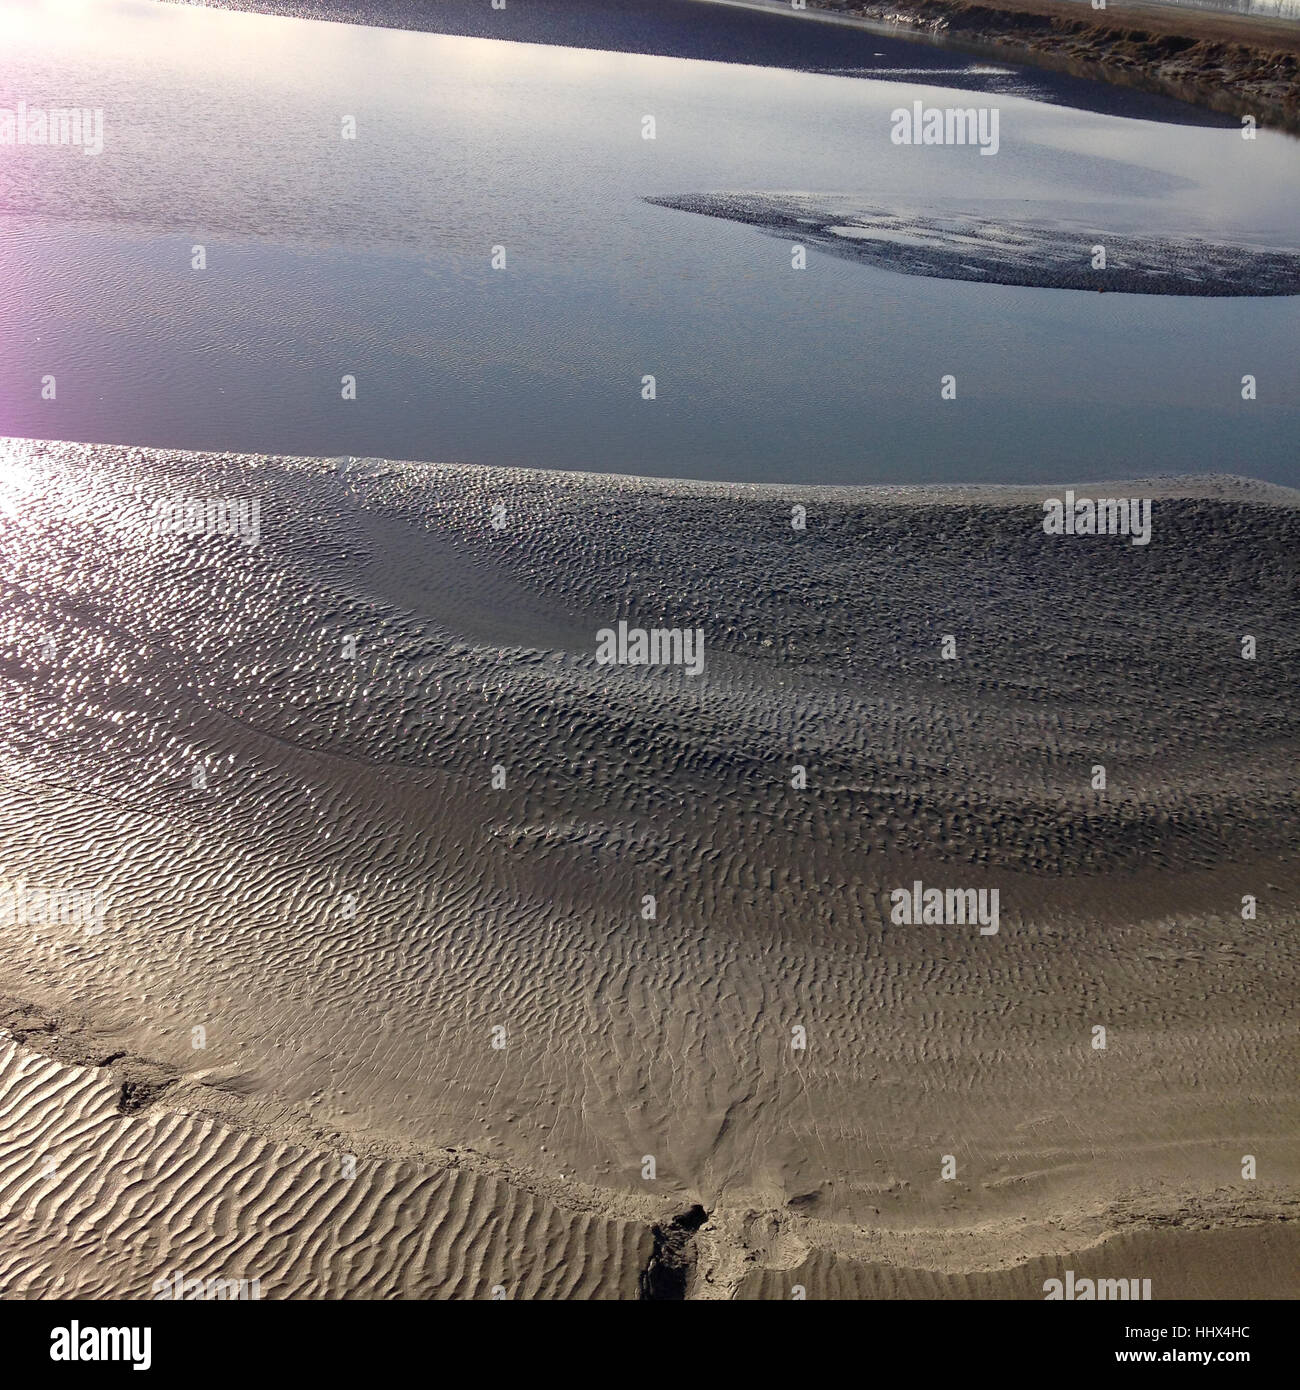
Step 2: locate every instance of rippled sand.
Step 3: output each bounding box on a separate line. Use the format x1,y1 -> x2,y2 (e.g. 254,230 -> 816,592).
0,438 -> 1296,1298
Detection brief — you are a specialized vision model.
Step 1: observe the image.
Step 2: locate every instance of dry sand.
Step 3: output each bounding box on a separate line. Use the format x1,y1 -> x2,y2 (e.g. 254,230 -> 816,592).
0,437 -> 1296,1298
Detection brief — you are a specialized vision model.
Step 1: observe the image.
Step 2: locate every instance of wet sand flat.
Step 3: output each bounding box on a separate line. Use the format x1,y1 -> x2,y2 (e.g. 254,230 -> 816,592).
646,192 -> 1300,295
0,438 -> 1296,1298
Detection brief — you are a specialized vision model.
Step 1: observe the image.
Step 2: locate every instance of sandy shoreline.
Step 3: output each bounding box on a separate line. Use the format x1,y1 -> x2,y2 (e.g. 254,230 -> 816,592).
0,437 -> 1296,1298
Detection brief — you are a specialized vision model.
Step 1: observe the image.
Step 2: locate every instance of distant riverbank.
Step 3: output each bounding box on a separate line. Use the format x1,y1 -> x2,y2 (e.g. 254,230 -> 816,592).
803,0 -> 1300,133
160,0 -> 1296,129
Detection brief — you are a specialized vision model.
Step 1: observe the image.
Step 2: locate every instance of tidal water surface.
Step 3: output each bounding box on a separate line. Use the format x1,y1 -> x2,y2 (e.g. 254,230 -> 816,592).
1,0 -> 1298,483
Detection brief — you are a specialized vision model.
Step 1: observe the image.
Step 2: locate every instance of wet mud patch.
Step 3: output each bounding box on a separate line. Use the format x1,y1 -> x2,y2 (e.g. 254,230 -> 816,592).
648,192 -> 1300,296
0,992 -> 178,1112
640,1205 -> 710,1300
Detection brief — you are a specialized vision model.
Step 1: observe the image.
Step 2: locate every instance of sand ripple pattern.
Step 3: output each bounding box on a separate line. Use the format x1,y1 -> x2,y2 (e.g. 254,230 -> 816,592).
0,439 -> 1296,1296
0,1038 -> 647,1299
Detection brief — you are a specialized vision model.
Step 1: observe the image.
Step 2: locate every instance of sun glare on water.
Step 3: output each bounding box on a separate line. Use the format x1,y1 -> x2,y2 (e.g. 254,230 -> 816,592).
0,448 -> 33,522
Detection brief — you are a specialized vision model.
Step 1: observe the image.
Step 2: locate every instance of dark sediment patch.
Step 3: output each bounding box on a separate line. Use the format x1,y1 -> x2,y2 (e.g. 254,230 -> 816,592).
116,1072 -> 178,1113
640,1206 -> 710,1300
647,191 -> 1300,295
0,994 -> 179,1113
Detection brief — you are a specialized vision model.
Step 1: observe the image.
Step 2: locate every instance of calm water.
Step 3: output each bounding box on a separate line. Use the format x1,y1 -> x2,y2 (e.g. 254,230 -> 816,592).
1,0 -> 1298,484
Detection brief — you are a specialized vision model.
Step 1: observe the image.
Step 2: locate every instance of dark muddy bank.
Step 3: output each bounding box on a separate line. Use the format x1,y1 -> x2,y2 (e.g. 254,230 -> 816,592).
810,0 -> 1300,133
